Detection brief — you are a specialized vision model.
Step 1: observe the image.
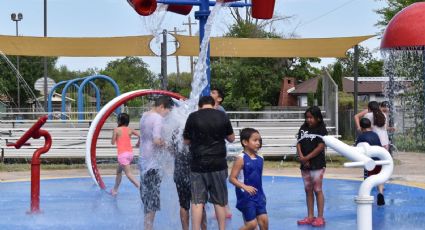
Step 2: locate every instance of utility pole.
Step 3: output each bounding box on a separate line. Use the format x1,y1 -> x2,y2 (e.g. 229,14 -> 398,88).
11,13 -> 23,109
182,17 -> 197,76
161,29 -> 168,90
43,0 -> 48,111
353,45 -> 359,139
172,27 -> 186,86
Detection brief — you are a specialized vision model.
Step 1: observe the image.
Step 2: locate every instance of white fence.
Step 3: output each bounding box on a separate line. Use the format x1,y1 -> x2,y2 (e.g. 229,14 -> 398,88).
0,111 -> 339,161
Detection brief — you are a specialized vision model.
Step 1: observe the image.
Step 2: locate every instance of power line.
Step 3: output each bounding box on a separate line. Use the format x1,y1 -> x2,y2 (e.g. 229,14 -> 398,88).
298,0 -> 359,29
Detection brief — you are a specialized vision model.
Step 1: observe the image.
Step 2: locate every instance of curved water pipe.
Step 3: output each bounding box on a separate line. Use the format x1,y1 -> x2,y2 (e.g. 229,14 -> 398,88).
77,75 -> 120,121
6,115 -> 52,213
322,136 -> 393,230
57,78 -> 102,120
49,80 -> 100,119
85,89 -> 184,189
48,80 -> 67,119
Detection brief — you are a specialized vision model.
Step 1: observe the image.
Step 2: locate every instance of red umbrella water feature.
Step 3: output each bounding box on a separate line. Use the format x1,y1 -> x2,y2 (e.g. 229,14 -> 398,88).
380,2 -> 425,138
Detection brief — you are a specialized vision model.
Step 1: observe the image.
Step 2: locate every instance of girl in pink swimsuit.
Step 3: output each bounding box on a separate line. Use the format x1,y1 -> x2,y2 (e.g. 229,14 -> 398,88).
111,113 -> 140,196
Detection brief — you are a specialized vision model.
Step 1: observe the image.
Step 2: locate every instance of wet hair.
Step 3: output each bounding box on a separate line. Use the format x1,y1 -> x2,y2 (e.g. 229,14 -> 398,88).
198,96 -> 215,107
212,87 -> 225,104
368,101 -> 385,127
154,96 -> 174,109
380,101 -> 390,108
117,113 -> 130,127
240,128 -> 260,148
303,106 -> 325,128
360,117 -> 372,129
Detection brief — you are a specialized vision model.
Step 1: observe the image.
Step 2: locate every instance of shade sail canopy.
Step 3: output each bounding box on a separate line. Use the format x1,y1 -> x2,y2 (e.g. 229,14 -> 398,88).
0,35 -> 155,57
0,34 -> 374,58
177,35 -> 374,58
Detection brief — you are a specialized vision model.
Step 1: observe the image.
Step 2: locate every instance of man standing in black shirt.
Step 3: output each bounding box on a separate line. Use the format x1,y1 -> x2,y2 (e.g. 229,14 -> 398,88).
183,96 -> 235,230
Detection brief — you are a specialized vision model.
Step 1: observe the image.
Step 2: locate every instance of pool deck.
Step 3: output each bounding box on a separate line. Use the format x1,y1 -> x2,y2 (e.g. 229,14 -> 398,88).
2,152 -> 425,188
1,152 -> 425,230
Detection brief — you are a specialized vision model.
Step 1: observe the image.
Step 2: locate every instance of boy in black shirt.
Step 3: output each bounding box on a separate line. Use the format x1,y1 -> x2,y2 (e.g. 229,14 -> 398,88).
356,117 -> 385,206
183,96 -> 235,230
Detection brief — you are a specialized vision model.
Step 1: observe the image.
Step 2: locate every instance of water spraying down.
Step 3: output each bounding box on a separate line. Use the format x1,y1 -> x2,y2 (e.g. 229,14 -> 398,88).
0,51 -> 44,111
162,2 -> 226,150
142,4 -> 169,41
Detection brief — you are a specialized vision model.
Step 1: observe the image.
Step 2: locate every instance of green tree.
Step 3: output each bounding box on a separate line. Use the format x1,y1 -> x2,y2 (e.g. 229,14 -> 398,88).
331,62 -> 343,91
100,57 -> 157,107
375,0 -> 422,34
0,56 -> 57,107
167,72 -> 192,98
316,77 -> 323,106
50,65 -> 98,82
211,18 -> 321,110
336,46 -> 383,77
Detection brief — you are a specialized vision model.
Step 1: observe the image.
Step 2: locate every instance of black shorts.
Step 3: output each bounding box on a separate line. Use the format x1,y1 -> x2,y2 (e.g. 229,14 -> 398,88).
140,169 -> 161,213
174,175 -> 191,210
191,169 -> 228,206
363,157 -> 382,179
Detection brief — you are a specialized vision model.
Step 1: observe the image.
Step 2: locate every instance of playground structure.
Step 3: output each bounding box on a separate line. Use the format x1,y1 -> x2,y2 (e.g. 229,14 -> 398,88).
380,2 -> 425,139
85,89 -> 184,189
5,115 -> 51,213
2,1 -> 422,229
127,0 -> 275,95
47,75 -> 120,120
323,136 -> 393,230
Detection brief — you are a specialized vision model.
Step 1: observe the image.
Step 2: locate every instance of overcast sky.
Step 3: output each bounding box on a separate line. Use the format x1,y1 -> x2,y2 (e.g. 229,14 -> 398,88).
0,0 -> 386,74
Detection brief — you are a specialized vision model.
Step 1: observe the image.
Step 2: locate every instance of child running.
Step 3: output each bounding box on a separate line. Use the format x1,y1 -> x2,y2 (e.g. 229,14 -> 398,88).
229,128 -> 268,230
356,117 -> 382,180
111,113 -> 140,196
296,106 -> 328,227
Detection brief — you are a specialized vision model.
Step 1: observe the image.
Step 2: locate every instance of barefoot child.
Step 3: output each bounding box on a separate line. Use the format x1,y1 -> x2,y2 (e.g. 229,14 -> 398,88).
229,128 -> 268,230
111,113 -> 140,196
296,106 -> 328,227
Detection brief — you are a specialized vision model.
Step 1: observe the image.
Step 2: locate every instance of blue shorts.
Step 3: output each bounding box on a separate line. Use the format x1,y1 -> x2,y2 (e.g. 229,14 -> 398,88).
238,205 -> 267,222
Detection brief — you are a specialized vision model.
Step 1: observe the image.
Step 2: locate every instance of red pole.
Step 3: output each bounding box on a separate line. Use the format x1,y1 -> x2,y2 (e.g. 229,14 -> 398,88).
6,115 -> 51,214
29,129 -> 52,213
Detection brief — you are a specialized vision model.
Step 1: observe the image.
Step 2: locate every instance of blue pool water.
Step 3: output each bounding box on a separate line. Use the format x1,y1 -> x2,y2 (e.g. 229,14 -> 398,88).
1,176 -> 424,229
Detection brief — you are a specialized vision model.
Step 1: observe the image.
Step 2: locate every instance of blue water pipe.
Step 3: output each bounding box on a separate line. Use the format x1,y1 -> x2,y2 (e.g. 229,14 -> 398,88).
77,75 -> 120,120
156,0 -> 251,96
49,78 -> 101,120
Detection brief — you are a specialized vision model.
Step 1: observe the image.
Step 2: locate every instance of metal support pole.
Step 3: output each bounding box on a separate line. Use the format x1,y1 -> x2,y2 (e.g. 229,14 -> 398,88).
183,17 -> 197,76
161,29 -> 168,90
353,45 -> 359,139
173,27 -> 181,80
43,0 -> 48,111
11,13 -> 23,109
387,53 -> 395,154
16,21 -> 21,109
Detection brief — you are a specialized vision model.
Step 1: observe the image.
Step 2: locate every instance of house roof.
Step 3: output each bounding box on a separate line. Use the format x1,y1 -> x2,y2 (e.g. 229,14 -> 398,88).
290,77 -> 320,95
343,78 -> 384,93
289,76 -> 412,95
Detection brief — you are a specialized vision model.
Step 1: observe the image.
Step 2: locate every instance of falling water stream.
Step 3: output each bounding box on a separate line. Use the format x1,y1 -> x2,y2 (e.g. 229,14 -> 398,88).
0,51 -> 44,111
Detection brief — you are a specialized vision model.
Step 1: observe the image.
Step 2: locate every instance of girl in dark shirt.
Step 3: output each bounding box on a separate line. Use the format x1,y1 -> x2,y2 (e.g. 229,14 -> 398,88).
296,106 -> 328,227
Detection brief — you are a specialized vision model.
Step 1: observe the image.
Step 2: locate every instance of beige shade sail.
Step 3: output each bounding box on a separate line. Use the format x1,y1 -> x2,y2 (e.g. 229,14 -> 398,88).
175,35 -> 375,57
0,34 -> 374,58
0,35 -> 155,57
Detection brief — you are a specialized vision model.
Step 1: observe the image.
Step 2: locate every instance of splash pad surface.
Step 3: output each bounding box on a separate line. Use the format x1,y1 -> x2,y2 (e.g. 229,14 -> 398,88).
1,176 -> 424,230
